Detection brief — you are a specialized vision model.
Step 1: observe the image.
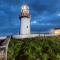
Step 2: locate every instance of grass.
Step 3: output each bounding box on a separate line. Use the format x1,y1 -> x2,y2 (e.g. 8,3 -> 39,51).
8,36 -> 60,60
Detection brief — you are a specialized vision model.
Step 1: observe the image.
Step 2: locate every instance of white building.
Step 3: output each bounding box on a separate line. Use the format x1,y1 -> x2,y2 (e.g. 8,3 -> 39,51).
13,4 -> 31,38
19,4 -> 30,35
50,28 -> 60,35
13,4 -> 39,39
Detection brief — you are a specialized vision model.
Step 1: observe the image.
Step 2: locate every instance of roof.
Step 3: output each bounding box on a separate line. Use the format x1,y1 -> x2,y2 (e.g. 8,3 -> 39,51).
54,28 -> 60,30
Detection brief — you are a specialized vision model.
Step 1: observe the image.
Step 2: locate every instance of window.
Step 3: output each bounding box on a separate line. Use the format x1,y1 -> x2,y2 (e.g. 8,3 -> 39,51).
27,26 -> 28,28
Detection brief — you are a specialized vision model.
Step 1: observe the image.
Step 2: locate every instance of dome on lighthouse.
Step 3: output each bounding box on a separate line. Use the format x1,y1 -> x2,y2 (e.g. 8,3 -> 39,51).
21,4 -> 29,14
21,4 -> 29,10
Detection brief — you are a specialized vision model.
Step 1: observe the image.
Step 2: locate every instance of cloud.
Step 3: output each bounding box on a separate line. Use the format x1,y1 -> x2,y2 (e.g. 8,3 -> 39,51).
32,0 -> 60,13
31,21 -> 37,24
57,13 -> 60,16
0,0 -> 60,34
37,23 -> 55,26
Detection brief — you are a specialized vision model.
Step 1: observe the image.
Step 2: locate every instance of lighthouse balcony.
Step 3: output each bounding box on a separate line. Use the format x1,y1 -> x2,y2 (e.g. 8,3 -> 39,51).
19,13 -> 30,19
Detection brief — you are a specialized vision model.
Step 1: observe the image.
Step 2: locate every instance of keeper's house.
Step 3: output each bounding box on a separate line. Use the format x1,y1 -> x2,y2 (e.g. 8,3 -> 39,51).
50,28 -> 60,35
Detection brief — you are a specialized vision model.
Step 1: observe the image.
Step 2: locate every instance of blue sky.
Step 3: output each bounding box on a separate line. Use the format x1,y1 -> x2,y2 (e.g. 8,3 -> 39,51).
0,0 -> 60,36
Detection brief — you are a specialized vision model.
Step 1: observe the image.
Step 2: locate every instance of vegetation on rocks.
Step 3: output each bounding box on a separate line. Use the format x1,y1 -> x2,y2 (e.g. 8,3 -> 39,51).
8,36 -> 60,60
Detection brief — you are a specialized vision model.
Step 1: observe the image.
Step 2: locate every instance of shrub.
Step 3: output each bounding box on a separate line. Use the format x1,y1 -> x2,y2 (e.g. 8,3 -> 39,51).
8,37 -> 60,60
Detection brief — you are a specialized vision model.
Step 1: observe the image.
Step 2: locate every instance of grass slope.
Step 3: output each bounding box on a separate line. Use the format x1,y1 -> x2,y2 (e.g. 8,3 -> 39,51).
8,36 -> 60,60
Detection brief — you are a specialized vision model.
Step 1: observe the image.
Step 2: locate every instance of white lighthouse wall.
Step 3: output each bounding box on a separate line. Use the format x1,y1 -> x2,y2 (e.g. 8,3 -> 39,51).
20,17 -> 30,35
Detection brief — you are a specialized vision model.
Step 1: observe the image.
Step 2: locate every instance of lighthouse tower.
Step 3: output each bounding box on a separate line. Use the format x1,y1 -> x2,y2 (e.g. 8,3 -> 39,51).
19,5 -> 30,35
13,4 -> 39,39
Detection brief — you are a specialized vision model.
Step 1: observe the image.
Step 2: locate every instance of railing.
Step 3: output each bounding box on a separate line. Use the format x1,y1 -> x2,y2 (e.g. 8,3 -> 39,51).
0,36 -> 10,60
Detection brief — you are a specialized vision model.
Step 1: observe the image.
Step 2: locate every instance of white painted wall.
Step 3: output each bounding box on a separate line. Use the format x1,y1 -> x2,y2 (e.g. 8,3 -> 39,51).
0,36 -> 7,39
20,17 -> 30,35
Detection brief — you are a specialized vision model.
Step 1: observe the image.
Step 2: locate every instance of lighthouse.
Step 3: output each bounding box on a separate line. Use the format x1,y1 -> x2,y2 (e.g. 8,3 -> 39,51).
13,4 -> 31,38
19,4 -> 30,35
13,4 -> 39,39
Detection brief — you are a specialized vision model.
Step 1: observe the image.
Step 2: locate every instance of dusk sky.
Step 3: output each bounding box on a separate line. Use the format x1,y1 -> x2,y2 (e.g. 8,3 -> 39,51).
0,0 -> 60,36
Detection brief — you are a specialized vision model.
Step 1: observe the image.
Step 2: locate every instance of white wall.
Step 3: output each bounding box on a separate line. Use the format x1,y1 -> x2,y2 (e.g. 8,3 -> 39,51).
20,17 -> 30,35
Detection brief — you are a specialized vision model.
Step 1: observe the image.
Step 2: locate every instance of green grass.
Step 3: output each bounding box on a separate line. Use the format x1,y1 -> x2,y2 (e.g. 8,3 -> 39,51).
8,36 -> 60,60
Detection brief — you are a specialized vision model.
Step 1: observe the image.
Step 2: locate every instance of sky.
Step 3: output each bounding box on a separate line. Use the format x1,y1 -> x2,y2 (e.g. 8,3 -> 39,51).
0,0 -> 60,36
